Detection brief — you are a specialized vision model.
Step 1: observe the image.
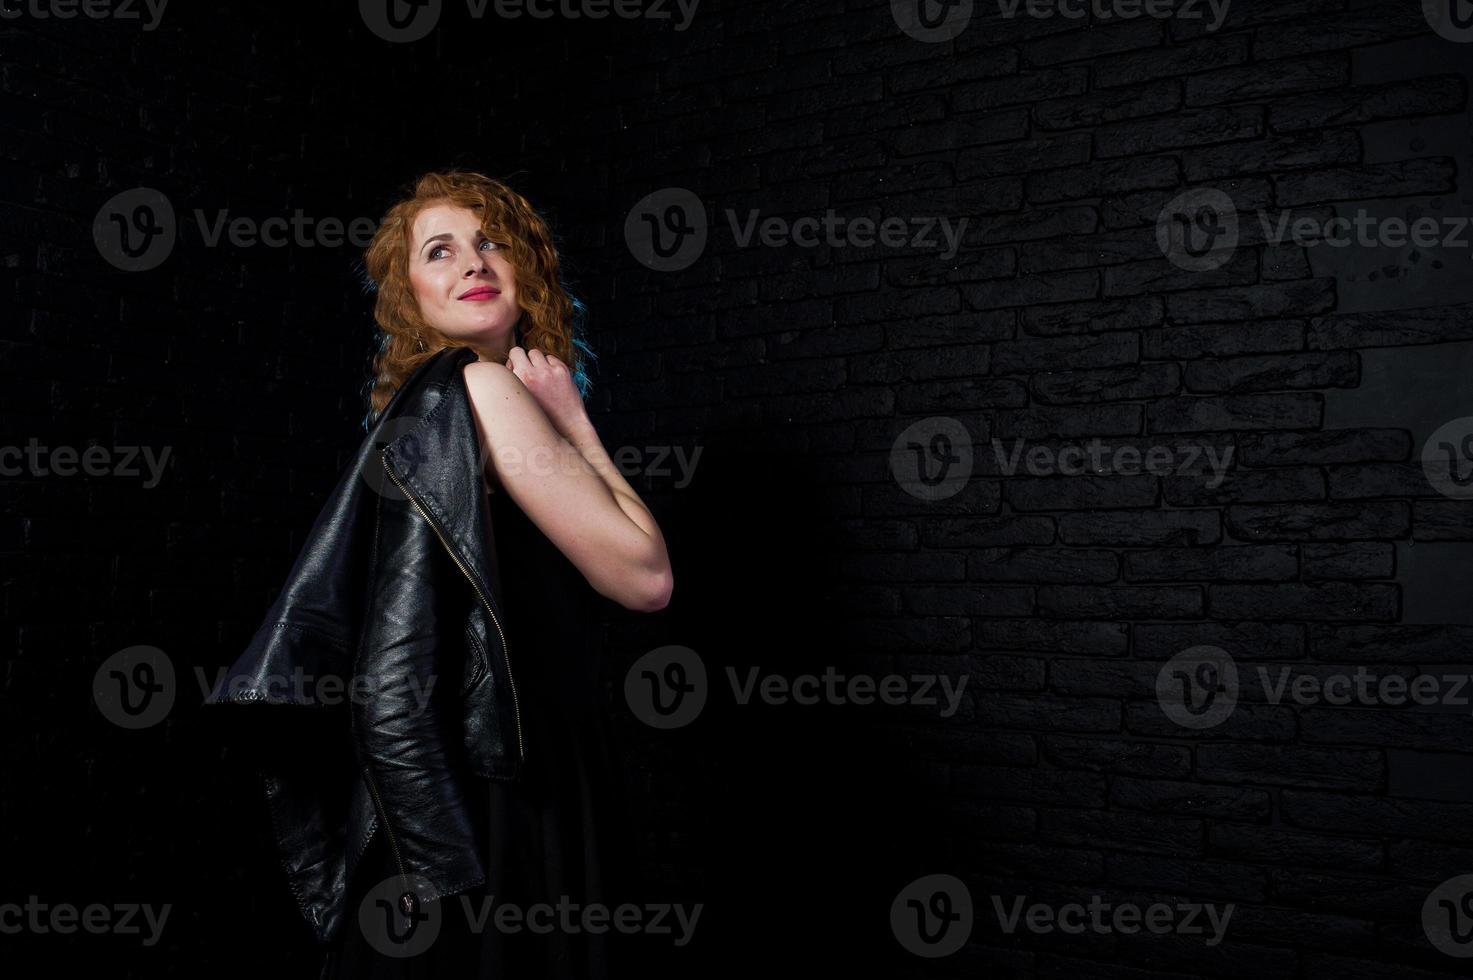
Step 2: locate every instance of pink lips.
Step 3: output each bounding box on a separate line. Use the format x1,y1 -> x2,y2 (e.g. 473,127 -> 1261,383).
459,286 -> 501,301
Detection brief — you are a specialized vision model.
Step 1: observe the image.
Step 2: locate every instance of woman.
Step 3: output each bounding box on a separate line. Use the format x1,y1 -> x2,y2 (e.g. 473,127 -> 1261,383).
323,170 -> 674,977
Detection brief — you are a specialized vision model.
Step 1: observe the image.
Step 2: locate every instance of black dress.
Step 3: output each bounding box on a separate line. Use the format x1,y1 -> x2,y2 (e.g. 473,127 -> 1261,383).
320,481 -> 635,979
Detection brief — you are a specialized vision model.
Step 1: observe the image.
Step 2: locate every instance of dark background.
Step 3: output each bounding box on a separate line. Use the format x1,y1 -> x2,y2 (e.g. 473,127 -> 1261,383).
4,0 -> 1473,976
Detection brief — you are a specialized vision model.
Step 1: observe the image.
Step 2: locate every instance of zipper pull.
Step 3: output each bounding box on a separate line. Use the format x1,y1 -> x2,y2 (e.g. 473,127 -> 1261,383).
399,890 -> 418,918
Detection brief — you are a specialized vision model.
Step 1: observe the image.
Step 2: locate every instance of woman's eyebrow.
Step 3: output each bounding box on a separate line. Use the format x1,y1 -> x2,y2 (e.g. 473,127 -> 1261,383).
418,232 -> 453,256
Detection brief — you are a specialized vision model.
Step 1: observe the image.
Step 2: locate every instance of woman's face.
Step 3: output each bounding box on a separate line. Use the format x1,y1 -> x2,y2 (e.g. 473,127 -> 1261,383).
408,202 -> 521,356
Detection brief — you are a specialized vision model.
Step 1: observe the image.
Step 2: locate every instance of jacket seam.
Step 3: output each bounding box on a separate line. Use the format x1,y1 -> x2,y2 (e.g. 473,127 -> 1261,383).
349,470 -> 400,846
462,622 -> 487,694
259,620 -> 349,651
259,769 -> 322,935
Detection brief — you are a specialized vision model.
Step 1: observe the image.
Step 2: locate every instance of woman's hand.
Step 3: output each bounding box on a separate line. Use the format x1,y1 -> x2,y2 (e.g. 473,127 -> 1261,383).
504,346 -> 589,438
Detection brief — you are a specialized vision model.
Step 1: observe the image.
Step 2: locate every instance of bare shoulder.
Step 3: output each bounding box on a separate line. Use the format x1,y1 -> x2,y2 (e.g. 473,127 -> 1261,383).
462,362 -> 516,492
461,358 -> 520,399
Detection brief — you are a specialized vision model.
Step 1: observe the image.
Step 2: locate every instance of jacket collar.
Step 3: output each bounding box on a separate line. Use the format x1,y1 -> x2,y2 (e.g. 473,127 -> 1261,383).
376,345 -> 504,621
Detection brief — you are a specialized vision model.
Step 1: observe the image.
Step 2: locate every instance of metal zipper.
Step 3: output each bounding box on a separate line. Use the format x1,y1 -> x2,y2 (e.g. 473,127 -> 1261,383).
382,452 -> 525,765
361,764 -> 418,917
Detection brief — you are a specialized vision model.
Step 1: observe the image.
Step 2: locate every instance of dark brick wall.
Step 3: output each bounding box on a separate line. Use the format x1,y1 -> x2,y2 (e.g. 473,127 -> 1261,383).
4,0 -> 1473,976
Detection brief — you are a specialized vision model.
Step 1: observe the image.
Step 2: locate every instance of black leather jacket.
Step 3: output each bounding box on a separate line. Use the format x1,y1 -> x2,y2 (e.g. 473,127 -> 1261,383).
204,345 -> 521,946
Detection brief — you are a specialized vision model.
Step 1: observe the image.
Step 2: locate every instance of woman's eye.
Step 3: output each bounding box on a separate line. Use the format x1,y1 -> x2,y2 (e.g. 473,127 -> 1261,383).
427,239 -> 500,260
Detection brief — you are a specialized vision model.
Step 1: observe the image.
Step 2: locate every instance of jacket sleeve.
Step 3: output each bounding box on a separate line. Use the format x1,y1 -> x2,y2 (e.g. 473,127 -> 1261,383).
348,484 -> 486,898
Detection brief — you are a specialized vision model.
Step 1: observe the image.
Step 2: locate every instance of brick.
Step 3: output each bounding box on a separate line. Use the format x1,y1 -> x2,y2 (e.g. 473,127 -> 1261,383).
1148,394 -> 1324,433
1032,364 -> 1180,404
1300,543 -> 1394,580
1135,622 -> 1304,660
1040,734 -> 1191,777
1039,585 -> 1203,619
1197,744 -> 1383,791
1239,429 -> 1412,467
1125,545 -> 1298,582
1210,583 -> 1398,621
1269,77 -> 1466,133
1184,352 -> 1359,394
968,546 -> 1120,583
1058,510 -> 1220,546
1308,303 -> 1473,349
1226,502 -> 1410,540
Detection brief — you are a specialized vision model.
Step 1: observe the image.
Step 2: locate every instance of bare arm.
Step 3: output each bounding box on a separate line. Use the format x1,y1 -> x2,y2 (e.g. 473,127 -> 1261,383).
463,360 -> 673,612
560,415 -> 665,539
